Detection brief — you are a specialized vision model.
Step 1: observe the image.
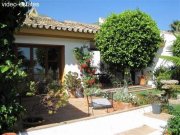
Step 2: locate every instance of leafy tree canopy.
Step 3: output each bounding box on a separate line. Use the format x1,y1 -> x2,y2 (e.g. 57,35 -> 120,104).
0,0 -> 30,103
0,0 -> 30,133
95,9 -> 161,70
0,0 -> 30,62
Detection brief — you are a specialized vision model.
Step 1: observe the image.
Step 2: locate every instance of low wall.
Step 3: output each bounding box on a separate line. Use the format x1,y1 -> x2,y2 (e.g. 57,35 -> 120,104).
19,106 -> 163,135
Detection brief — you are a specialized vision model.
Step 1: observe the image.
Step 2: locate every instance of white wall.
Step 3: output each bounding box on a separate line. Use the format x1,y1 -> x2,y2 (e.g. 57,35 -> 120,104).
145,31 -> 176,86
154,31 -> 176,69
91,51 -> 100,73
15,35 -> 90,76
19,106 -> 167,135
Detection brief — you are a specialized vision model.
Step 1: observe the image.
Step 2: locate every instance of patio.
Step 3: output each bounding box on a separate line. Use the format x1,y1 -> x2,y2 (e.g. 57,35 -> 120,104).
20,86 -> 154,129
21,96 -> 133,126
20,106 -> 172,135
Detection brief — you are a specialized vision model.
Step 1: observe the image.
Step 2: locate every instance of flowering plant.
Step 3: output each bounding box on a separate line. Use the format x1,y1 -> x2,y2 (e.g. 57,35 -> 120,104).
114,91 -> 139,105
41,81 -> 68,114
73,46 -> 98,88
64,71 -> 82,92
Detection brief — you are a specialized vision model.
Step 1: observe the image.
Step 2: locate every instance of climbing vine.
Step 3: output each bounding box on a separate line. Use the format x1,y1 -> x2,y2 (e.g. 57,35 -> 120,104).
73,46 -> 97,88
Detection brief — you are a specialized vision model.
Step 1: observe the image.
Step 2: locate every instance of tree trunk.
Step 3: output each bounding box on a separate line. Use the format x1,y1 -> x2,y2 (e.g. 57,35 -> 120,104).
123,68 -> 130,95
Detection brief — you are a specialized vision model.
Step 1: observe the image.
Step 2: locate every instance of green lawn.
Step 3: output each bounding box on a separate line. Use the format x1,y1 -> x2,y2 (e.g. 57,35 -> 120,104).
134,89 -> 162,106
135,89 -> 162,96
172,104 -> 180,112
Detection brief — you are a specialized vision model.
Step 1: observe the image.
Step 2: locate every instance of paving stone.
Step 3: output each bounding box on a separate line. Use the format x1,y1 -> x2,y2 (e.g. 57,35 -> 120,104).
144,112 -> 172,121
116,125 -> 156,135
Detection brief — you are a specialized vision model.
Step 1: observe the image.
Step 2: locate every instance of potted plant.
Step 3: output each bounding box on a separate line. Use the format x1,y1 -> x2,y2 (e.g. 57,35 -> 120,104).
22,97 -> 45,128
148,94 -> 162,114
64,71 -> 83,98
23,116 -> 45,128
41,80 -> 68,114
22,81 -> 44,128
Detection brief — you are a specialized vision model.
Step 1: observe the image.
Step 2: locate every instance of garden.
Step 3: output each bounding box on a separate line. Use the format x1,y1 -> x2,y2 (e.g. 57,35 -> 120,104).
0,2 -> 180,135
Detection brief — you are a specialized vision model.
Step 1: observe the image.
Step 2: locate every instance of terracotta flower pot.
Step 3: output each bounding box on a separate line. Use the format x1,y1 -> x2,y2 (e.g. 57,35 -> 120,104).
2,133 -> 16,135
113,102 -> 133,111
139,76 -> 146,85
23,116 -> 45,128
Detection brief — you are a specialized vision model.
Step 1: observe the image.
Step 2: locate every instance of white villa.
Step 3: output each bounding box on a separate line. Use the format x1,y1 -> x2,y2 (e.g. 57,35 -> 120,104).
14,9 -> 176,86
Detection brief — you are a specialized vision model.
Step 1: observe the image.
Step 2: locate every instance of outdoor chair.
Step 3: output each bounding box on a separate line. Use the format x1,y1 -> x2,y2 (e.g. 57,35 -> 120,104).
86,90 -> 114,115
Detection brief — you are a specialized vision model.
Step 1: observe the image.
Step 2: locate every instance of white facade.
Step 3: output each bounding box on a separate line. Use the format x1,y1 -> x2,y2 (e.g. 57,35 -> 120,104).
91,51 -> 101,73
15,35 -> 91,77
15,31 -> 176,85
145,31 -> 176,86
154,31 -> 176,69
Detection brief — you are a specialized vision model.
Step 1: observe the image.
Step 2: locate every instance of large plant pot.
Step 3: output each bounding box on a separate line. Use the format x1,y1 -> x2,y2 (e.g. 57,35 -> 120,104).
75,89 -> 84,98
152,103 -> 161,114
2,133 -> 16,135
69,89 -> 84,98
23,116 -> 44,128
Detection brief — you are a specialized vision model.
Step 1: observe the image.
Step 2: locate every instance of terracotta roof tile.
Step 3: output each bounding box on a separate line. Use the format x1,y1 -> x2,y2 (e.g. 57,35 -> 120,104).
23,14 -> 100,34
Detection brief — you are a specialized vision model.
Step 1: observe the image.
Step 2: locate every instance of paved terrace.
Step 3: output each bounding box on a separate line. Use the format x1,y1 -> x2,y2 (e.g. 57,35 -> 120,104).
21,85 -> 153,126
19,106 -> 171,135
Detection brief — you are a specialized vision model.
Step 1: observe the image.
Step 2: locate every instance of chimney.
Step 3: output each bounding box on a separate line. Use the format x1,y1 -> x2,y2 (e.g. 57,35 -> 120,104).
98,17 -> 105,25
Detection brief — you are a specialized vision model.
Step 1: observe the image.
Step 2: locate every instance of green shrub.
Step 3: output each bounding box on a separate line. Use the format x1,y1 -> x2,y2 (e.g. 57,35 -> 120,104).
136,94 -> 150,105
0,103 -> 25,133
161,104 -> 174,114
41,81 -> 68,114
64,71 -> 82,92
154,66 -> 172,88
84,87 -> 101,96
26,81 -> 38,96
173,35 -> 180,57
172,104 -> 180,112
171,66 -> 180,82
154,66 -> 172,80
166,111 -> 180,135
136,89 -> 163,105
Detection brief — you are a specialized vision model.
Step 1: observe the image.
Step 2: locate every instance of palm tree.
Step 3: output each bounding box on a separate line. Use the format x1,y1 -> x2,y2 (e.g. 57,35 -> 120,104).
170,20 -> 180,35
160,55 -> 180,66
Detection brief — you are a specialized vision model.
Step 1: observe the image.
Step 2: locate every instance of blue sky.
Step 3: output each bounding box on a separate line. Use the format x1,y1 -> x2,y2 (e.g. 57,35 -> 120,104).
32,0 -> 180,30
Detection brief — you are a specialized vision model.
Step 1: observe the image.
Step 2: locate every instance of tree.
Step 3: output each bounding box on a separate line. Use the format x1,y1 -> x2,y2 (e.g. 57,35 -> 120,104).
0,0 -> 30,133
160,56 -> 180,67
170,20 -> 180,35
160,33 -> 180,82
173,35 -> 180,57
95,9 -> 161,92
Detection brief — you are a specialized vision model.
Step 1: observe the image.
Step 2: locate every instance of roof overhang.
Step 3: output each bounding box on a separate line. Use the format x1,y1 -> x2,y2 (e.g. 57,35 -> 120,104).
15,26 -> 96,41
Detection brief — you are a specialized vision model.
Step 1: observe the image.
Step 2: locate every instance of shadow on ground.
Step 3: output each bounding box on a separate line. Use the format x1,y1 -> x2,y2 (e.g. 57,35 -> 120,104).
21,96 -> 89,129
42,102 -> 89,124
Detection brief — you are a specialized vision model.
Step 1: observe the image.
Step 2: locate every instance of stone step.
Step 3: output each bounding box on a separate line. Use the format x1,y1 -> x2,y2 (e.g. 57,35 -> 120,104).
116,125 -> 157,135
144,112 -> 172,121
